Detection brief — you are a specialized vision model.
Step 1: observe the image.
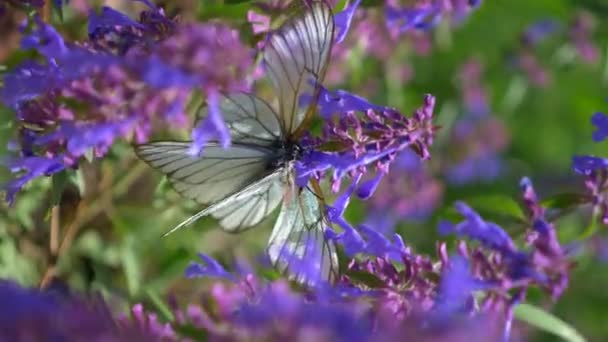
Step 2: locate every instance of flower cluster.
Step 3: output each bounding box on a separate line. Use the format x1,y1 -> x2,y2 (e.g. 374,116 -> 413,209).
513,11 -> 599,87
1,2 -> 253,203
443,59 -> 509,184
297,92 -> 436,193
363,149 -> 443,235
0,280 -> 158,341
572,112 -> 608,226
173,175 -> 567,341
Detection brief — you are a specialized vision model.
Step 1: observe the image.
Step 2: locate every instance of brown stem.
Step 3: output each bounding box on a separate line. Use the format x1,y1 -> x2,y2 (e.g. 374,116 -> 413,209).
58,162 -> 147,255
42,0 -> 52,22
40,161 -> 147,288
50,205 -> 60,255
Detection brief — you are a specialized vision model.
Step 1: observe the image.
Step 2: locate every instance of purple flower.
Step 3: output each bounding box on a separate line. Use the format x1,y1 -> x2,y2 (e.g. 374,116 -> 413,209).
439,202 -> 519,255
385,5 -> 440,33
315,86 -> 389,119
458,58 -> 490,117
2,156 -> 65,204
298,95 -> 436,192
444,116 -> 509,184
334,0 -> 362,43
572,155 -> 608,175
185,253 -> 236,281
363,150 -> 443,234
1,4 -> 252,203
0,280 -> 159,340
434,256 -> 493,319
521,19 -> 560,46
88,6 -> 144,37
591,112 -> 608,142
569,11 -> 599,64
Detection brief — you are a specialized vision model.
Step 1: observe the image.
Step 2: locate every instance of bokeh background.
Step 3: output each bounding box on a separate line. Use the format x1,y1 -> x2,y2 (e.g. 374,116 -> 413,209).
1,1 -> 607,340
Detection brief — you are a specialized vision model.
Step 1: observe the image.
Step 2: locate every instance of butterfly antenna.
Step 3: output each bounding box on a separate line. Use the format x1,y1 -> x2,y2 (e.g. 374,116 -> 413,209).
161,207 -> 210,237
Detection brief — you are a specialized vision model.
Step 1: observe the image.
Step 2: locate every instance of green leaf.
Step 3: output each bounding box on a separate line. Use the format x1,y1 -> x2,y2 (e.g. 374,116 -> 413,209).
462,194 -> 526,224
51,170 -> 70,206
541,193 -> 589,211
578,207 -> 599,240
52,0 -> 64,22
121,236 -> 141,297
145,288 -> 175,322
345,270 -> 386,288
198,3 -> 250,21
173,324 -> 208,340
515,303 -> 586,342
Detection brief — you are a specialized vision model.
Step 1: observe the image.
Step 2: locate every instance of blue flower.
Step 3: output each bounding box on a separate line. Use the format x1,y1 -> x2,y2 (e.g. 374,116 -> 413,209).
572,155 -> 608,175
316,86 -> 389,119
185,253 -> 236,281
591,112 -> 608,142
334,0 -> 362,43
439,202 -> 518,255
88,6 -> 144,37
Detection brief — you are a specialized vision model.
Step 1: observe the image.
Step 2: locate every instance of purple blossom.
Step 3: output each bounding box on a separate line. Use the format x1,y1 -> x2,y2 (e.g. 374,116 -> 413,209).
334,0 -> 362,43
385,0 -> 482,34
444,116 -> 509,184
458,58 -> 490,117
569,11 -> 598,64
88,6 -> 144,37
571,155 -> 608,226
519,177 -> 568,299
439,202 -> 519,255
315,86 -> 389,119
385,5 -> 440,33
363,150 -> 443,234
185,253 -> 236,281
1,4 -> 252,203
0,280 -> 159,340
521,19 -> 560,46
298,95 -> 436,192
572,155 -> 608,175
591,112 -> 608,142
440,197 -> 569,302
2,156 -> 65,204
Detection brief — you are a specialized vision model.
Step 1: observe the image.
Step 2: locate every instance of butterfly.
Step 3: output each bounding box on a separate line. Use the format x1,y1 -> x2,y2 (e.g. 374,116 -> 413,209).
135,0 -> 339,285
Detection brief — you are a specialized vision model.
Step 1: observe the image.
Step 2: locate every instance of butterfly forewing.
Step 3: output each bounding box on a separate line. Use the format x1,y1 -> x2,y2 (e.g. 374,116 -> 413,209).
197,92 -> 283,143
136,141 -> 276,205
263,0 -> 335,136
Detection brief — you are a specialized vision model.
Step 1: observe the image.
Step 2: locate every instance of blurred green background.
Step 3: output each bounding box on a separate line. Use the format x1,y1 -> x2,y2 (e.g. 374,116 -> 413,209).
1,0 -> 607,341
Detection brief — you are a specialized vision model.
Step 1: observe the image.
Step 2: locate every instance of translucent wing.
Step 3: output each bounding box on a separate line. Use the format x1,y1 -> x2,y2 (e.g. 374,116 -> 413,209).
136,141 -> 286,234
161,171 -> 286,236
263,0 -> 335,136
267,184 -> 339,285
135,141 -> 276,206
198,92 -> 283,143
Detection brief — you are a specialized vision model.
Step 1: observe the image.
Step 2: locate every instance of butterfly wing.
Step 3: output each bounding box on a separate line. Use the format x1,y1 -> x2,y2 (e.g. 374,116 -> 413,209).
198,92 -> 284,143
135,91 -> 288,234
267,182 -> 339,285
263,0 -> 335,136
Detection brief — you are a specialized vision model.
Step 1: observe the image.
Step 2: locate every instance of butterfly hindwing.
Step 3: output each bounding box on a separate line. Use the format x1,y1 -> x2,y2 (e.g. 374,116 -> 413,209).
267,184 -> 339,285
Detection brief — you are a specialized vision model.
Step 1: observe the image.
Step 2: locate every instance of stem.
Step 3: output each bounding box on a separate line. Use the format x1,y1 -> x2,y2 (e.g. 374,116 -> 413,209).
49,205 -> 60,254
42,0 -> 52,22
58,162 -> 148,255
39,161 -> 148,288
39,205 -> 60,289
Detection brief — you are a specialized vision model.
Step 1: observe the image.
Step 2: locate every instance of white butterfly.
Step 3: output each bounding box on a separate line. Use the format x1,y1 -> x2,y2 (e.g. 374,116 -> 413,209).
135,1 -> 339,284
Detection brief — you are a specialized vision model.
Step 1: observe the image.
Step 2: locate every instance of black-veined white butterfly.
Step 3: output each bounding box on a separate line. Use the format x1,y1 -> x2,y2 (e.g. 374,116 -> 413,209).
135,0 -> 339,284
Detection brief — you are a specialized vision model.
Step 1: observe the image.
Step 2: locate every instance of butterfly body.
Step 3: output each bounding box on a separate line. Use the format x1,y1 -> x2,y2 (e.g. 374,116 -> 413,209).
136,0 -> 338,285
